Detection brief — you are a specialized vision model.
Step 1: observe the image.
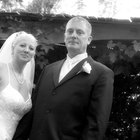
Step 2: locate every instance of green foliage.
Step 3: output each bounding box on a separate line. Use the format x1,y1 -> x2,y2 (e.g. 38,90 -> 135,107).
88,40 -> 140,76
0,16 -> 61,71
0,0 -> 59,14
0,0 -> 24,12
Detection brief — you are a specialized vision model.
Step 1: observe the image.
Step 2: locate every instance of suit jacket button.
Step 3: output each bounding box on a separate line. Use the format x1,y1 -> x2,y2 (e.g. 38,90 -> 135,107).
46,109 -> 51,114
52,91 -> 56,95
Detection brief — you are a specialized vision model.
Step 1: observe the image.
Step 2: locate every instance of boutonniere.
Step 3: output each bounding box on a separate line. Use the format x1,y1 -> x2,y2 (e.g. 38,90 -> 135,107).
82,61 -> 92,74
77,61 -> 92,75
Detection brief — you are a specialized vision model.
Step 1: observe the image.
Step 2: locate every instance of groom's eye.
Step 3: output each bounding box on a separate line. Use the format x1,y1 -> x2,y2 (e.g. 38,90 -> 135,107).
66,29 -> 73,34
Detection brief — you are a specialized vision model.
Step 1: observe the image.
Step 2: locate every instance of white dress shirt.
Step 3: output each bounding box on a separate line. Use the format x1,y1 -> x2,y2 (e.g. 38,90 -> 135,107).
59,53 -> 88,82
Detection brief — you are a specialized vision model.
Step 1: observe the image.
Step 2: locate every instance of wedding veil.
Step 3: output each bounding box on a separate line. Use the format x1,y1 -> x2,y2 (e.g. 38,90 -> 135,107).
0,31 -> 37,92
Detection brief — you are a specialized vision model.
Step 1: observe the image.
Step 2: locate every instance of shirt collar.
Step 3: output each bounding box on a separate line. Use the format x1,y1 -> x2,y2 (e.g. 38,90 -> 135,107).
66,53 -> 88,65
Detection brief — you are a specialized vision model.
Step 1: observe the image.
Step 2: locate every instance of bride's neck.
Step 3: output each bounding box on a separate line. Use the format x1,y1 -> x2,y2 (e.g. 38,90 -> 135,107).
11,61 -> 25,74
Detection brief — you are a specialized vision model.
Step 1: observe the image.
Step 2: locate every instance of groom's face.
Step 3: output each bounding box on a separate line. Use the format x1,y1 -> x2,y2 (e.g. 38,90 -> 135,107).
64,18 -> 92,57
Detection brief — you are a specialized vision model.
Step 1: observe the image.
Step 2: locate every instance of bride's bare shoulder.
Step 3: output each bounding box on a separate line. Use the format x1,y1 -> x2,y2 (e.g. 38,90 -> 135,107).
0,62 -> 8,78
0,63 -> 8,90
0,63 -> 7,75
0,62 -> 7,70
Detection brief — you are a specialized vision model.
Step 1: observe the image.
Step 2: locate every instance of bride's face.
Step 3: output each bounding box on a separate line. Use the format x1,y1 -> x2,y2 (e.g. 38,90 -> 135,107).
12,38 -> 37,62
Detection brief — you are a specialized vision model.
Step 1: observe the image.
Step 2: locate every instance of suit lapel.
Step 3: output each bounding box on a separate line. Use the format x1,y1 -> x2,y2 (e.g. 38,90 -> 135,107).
56,57 -> 91,88
53,59 -> 65,87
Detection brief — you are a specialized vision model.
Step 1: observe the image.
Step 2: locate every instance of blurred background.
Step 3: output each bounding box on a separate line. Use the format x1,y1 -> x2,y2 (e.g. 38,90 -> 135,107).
1,0 -> 140,139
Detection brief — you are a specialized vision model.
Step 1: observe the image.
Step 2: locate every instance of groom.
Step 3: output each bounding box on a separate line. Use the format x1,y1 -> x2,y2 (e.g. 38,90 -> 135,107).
13,16 -> 114,140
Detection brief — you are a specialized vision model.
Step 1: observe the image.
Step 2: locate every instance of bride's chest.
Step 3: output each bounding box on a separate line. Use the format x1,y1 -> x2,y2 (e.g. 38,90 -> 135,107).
0,86 -> 32,116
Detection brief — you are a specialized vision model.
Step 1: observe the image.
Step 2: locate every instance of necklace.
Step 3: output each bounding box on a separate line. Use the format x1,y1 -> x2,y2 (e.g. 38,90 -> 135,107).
11,63 -> 25,85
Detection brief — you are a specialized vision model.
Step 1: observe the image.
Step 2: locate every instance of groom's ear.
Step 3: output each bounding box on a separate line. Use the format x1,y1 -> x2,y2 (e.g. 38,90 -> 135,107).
88,36 -> 93,45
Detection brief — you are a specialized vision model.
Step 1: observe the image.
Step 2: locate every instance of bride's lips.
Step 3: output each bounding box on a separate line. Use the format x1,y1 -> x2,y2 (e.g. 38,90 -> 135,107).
21,53 -> 29,58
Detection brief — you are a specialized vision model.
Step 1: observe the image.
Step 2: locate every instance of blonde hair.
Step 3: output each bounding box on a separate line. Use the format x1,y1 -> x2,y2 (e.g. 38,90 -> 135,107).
12,31 -> 38,48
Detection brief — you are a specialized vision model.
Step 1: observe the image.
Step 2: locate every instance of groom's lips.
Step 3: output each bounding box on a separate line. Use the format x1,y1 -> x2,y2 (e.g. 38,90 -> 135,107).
68,41 -> 78,44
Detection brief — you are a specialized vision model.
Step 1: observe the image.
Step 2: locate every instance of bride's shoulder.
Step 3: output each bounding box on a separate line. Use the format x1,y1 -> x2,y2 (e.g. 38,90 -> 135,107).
0,63 -> 7,74
0,63 -> 7,86
0,62 -> 7,69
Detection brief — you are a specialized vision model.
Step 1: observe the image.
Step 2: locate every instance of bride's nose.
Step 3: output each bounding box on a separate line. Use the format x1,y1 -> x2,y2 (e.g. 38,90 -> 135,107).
24,46 -> 29,53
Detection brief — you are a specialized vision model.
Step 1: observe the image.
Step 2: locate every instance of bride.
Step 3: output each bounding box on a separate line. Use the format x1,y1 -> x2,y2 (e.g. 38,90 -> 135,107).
0,31 -> 37,140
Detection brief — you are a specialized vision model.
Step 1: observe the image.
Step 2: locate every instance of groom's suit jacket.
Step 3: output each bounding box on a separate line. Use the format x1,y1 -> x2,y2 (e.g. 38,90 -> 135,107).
13,56 -> 114,140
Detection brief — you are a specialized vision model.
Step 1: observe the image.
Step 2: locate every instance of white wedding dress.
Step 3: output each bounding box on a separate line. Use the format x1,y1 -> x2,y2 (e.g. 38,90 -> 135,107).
0,64 -> 32,140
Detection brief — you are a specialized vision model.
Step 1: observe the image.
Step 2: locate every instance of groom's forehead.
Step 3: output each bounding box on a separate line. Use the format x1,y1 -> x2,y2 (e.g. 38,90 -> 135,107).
66,17 -> 92,35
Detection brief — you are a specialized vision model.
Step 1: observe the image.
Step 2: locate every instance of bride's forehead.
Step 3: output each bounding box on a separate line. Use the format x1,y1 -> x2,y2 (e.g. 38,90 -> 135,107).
13,35 -> 37,46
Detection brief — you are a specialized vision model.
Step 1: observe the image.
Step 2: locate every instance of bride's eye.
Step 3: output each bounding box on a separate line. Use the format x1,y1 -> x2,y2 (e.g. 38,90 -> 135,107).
29,46 -> 34,51
20,44 -> 26,48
